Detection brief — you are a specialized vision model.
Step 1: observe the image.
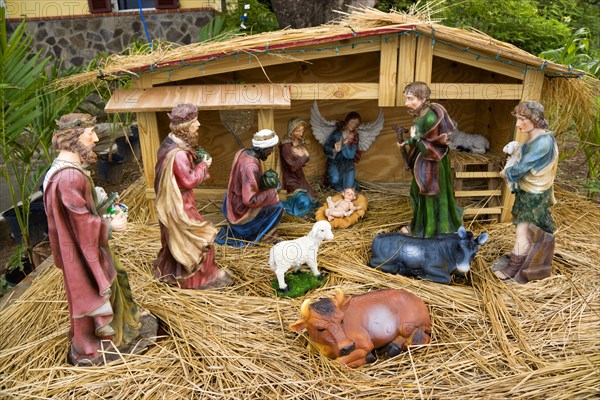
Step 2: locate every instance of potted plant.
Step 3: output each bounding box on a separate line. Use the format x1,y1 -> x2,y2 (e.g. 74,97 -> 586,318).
1,8 -> 92,283
85,77 -> 137,184
1,7 -> 50,277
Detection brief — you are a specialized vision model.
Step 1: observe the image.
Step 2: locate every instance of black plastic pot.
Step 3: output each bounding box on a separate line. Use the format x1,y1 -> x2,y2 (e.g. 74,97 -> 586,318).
1,201 -> 48,246
115,126 -> 140,163
3,259 -> 34,286
97,153 -> 124,184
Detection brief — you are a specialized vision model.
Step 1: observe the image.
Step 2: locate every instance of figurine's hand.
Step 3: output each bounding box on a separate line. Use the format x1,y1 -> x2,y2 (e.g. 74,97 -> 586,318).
203,154 -> 212,168
405,134 -> 421,146
334,140 -> 342,153
392,125 -> 408,143
110,211 -> 128,232
355,205 -> 362,210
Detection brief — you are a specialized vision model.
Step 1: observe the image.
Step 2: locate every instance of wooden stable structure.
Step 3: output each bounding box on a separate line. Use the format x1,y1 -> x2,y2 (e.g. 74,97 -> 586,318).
104,9 -> 580,222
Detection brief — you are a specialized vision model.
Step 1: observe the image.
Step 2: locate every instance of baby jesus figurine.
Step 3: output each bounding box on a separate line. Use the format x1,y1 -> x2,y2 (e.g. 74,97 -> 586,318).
325,187 -> 362,221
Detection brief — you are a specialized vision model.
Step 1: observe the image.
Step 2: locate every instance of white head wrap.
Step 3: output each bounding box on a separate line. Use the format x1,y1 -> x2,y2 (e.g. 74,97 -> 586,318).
251,129 -> 279,149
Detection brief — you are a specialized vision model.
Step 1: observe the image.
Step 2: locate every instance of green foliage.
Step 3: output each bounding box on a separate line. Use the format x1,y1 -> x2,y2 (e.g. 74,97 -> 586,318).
439,0 -> 572,55
1,7 -> 49,262
378,0 -> 597,56
272,271 -> 328,298
200,0 -> 279,41
199,14 -> 234,42
536,0 -> 600,54
540,27 -> 600,77
377,0 -> 415,12
0,8 -> 93,264
0,277 -> 10,297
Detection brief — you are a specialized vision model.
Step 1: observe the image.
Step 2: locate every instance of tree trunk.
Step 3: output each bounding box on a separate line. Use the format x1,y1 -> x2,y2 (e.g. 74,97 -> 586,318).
270,0 -> 378,29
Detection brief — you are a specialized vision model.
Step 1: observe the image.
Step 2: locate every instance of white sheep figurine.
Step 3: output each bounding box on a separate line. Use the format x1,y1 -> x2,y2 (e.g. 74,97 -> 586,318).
448,121 -> 490,154
502,141 -> 522,193
268,220 -> 334,292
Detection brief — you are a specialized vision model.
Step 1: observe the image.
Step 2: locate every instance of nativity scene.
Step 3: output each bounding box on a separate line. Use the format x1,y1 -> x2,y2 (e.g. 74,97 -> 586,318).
0,4 -> 598,400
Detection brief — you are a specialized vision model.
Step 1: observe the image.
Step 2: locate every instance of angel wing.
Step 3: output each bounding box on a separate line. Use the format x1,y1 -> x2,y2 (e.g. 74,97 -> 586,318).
310,101 -> 338,146
357,109 -> 385,152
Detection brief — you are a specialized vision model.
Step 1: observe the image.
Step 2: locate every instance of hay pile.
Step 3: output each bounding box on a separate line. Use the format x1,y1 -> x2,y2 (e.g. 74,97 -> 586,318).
1,185 -> 599,399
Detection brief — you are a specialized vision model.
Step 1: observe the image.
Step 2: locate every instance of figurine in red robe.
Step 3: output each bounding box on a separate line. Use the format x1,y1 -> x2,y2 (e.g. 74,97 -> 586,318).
154,103 -> 231,289
216,129 -> 284,247
43,113 -> 156,365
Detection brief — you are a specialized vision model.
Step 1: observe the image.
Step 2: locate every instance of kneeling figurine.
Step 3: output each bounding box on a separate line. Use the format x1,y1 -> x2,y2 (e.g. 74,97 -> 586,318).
290,289 -> 431,368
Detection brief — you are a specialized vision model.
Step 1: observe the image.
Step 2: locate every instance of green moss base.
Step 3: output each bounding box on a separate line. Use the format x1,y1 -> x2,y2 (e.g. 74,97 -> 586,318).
272,270 -> 328,298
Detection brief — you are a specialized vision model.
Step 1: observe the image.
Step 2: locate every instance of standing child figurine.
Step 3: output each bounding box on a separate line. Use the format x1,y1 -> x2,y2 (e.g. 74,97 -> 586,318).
325,187 -> 362,221
495,101 -> 558,283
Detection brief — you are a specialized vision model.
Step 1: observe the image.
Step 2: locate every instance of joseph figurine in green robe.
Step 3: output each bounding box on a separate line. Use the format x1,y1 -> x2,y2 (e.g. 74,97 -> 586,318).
397,82 -> 463,238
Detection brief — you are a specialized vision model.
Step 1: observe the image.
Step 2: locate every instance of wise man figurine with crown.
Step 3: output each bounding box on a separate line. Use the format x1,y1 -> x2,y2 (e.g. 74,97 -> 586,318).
154,103 -> 232,289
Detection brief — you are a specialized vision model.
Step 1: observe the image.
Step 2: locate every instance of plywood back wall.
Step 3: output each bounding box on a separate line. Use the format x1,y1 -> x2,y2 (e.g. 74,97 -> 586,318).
164,100 -> 417,188
156,99 -> 516,188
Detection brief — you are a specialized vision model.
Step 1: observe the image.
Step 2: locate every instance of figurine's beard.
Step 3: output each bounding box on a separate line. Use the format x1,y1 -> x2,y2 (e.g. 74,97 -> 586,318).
73,141 -> 97,164
177,129 -> 199,148
257,148 -> 271,161
408,102 -> 428,118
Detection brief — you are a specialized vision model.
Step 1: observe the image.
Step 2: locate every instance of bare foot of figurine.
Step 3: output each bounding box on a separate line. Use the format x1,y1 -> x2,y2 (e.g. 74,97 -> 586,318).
68,312 -> 158,366
492,253 -> 526,281
493,270 -> 512,280
400,226 -> 410,234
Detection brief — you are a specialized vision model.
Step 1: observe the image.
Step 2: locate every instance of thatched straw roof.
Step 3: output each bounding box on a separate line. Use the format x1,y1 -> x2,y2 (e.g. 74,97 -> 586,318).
58,6 -> 583,89
1,179 -> 598,399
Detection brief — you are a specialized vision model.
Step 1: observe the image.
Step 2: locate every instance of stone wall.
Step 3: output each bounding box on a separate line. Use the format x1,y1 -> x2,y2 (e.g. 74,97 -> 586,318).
7,9 -> 215,68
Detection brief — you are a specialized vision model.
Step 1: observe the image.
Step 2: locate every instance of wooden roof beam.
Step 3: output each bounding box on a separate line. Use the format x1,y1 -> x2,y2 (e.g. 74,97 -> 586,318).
146,38 -> 383,86
106,84 -> 291,112
434,44 -> 525,80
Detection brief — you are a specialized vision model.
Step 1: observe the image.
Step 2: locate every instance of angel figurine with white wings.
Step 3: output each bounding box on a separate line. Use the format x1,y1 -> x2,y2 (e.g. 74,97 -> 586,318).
310,101 -> 384,191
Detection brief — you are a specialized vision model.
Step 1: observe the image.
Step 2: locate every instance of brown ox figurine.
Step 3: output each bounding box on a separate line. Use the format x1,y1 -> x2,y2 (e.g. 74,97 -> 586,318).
289,289 -> 431,368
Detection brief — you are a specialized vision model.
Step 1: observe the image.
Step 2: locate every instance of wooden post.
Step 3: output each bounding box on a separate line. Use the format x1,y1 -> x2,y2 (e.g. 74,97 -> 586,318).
378,35 -> 399,107
133,75 -> 161,222
396,33 -> 417,106
414,35 -> 433,86
257,109 -> 279,175
499,69 -> 545,222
